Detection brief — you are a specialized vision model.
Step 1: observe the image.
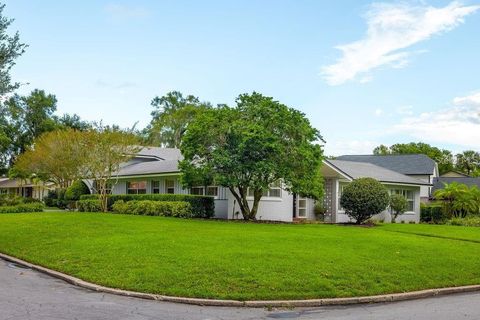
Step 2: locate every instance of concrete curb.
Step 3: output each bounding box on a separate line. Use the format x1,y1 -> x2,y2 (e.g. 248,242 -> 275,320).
2,252 -> 480,308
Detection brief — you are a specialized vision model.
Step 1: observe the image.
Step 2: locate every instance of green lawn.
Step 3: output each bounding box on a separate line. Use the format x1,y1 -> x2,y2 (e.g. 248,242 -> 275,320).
0,212 -> 479,300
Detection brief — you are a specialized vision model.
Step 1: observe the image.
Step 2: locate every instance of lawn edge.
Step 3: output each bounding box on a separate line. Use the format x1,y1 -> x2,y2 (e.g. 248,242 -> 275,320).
2,252 -> 480,308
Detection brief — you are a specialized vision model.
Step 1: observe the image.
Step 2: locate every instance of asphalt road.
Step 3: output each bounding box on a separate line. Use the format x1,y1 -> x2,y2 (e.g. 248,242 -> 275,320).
1,258 -> 480,320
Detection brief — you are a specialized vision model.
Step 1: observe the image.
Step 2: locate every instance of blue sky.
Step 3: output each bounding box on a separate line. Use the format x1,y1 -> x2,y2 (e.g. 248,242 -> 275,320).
4,0 -> 480,155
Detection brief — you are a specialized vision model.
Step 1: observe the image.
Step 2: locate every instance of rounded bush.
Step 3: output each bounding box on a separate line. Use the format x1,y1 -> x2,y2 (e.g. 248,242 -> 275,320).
65,180 -> 90,201
340,178 -> 389,224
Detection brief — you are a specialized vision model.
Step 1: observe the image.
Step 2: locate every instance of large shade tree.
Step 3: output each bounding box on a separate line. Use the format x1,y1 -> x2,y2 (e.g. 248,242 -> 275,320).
81,126 -> 141,212
180,92 -> 324,220
11,129 -> 87,188
0,3 -> 27,95
12,126 -> 140,212
145,91 -> 211,148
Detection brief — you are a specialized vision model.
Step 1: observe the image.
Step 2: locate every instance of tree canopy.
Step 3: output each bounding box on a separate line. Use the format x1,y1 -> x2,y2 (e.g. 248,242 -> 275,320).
0,90 -> 91,174
180,92 -> 324,220
144,91 -> 211,148
0,3 -> 27,95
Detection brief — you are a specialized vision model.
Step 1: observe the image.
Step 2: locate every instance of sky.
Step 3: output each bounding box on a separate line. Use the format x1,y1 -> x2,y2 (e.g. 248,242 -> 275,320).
4,0 -> 480,156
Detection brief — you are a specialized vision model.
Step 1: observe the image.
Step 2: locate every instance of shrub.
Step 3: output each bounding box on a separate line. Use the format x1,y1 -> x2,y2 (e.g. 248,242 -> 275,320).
314,201 -> 326,220
0,203 -> 44,213
65,180 -> 90,201
389,194 -> 408,223
340,178 -> 389,224
81,194 -> 214,218
43,190 -> 58,207
447,216 -> 480,227
56,188 -> 69,209
77,199 -> 102,212
112,200 -> 193,217
0,194 -> 24,206
420,204 -> 445,224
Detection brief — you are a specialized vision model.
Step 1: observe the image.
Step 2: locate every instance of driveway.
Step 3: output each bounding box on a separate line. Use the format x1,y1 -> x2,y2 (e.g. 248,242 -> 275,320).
1,258 -> 479,320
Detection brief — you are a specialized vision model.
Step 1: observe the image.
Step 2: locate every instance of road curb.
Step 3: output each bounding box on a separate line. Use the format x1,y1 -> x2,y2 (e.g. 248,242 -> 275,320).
2,252 -> 480,308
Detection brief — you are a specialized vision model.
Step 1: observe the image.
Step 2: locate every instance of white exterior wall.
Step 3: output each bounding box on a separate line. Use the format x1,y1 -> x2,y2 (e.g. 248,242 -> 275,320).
334,180 -> 421,224
226,189 -> 294,222
406,174 -> 431,200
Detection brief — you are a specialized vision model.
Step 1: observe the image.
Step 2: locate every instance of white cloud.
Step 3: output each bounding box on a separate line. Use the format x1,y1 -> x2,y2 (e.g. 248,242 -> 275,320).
105,3 -> 150,20
394,92 -> 480,148
396,105 -> 414,115
322,1 -> 480,85
374,108 -> 384,116
324,140 -> 379,156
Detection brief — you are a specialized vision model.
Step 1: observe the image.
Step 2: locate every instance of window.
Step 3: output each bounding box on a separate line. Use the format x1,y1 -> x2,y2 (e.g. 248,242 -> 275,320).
152,181 -> 160,194
391,189 -> 415,212
127,181 -> 147,194
206,186 -> 218,197
165,179 -> 175,194
0,189 -> 7,195
191,186 -> 204,195
248,181 -> 282,198
298,197 -> 307,217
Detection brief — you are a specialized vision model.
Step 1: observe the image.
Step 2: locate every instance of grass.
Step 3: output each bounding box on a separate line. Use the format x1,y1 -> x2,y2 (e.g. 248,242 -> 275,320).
0,212 -> 479,300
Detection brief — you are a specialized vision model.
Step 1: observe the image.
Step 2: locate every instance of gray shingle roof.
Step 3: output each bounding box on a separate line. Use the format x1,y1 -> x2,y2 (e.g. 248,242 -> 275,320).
137,147 -> 183,161
327,160 -> 431,186
336,154 -> 436,175
432,177 -> 480,193
116,159 -> 180,177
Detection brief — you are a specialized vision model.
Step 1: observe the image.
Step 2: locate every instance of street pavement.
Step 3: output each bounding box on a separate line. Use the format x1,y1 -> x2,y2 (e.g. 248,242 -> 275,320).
1,258 -> 479,320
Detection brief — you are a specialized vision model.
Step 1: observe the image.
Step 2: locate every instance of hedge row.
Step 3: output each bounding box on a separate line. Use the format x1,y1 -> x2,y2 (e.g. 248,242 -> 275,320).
77,199 -> 102,212
0,203 -> 45,214
80,194 -> 214,218
420,204 -> 445,224
112,200 -> 192,217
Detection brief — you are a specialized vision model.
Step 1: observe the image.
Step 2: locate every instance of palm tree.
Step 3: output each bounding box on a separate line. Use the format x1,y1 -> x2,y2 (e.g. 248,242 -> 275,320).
434,182 -> 472,218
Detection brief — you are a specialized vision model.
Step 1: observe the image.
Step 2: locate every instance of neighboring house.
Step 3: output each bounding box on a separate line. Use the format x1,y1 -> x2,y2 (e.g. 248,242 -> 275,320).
105,147 -> 431,223
336,155 -> 438,202
440,171 -> 470,178
0,178 -> 53,200
432,177 -> 480,194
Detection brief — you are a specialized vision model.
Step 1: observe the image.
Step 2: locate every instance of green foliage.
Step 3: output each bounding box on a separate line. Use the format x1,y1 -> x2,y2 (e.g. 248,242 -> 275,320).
314,201 -> 327,217
456,150 -> 480,176
112,200 -> 192,218
180,92 -> 324,220
420,204 -> 445,224
77,199 -> 102,212
434,182 -> 480,218
0,194 -> 23,206
389,194 -> 408,223
0,3 -> 27,95
80,194 -> 215,218
43,190 -> 58,207
145,91 -> 211,148
64,180 -> 90,201
340,178 -> 390,224
447,216 -> 480,227
0,202 -> 44,213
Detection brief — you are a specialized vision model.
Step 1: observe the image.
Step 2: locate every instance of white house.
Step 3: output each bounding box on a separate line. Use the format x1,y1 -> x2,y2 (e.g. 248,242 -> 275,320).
0,178 -> 53,200
104,147 -> 432,223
